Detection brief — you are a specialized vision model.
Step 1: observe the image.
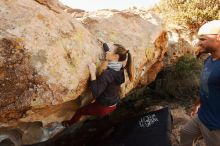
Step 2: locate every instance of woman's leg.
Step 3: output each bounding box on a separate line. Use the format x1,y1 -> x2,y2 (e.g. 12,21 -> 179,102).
68,101 -> 116,124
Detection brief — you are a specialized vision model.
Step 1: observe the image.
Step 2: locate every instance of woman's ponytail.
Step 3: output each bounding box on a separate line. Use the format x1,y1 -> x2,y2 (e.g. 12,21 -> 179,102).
114,44 -> 134,82
125,51 -> 134,81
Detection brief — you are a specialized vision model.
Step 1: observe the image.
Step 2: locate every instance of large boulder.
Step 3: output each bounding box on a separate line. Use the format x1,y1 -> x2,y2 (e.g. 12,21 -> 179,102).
0,0 -> 169,126
0,1 -> 203,145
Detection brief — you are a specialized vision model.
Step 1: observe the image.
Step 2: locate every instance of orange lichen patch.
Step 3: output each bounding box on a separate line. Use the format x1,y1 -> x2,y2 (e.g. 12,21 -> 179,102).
0,71 -> 5,80
36,14 -> 50,28
154,31 -> 168,51
82,17 -> 98,25
140,61 -> 163,85
64,48 -> 74,66
140,31 -> 168,86
147,61 -> 163,83
46,23 -> 51,28
4,0 -> 13,5
194,47 -> 202,56
37,14 -> 46,21
154,31 -> 168,61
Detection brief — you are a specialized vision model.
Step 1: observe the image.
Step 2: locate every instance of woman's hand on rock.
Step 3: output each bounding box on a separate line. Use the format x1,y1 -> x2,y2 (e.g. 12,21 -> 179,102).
88,63 -> 96,80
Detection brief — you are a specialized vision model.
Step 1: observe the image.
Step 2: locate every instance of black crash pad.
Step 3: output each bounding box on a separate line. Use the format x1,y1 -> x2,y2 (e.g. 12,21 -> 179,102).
97,107 -> 172,146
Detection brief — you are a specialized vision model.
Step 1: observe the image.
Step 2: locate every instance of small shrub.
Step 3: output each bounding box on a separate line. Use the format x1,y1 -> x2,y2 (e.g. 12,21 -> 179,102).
152,54 -> 203,99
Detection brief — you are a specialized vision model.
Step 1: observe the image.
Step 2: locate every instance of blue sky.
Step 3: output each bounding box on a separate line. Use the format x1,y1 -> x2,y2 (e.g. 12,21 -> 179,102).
59,0 -> 160,11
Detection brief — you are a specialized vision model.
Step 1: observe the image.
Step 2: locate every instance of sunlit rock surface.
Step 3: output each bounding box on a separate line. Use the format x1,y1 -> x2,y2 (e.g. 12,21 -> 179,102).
0,0 -> 168,125
0,0 -> 197,145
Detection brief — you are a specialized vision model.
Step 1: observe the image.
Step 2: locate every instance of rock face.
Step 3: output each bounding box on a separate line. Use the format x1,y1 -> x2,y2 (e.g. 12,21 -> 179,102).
0,0 -> 201,145
0,0 -> 170,126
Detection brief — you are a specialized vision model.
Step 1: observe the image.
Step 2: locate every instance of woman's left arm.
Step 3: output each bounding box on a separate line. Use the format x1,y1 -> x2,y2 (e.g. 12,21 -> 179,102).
89,70 -> 111,98
88,63 -> 97,80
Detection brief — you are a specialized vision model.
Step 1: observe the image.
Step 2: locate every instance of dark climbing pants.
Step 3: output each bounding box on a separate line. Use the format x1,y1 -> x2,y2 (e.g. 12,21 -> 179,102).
69,101 -> 116,124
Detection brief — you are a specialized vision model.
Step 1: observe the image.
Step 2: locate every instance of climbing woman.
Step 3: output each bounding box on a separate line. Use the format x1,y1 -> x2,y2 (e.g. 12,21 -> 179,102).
62,43 -> 134,126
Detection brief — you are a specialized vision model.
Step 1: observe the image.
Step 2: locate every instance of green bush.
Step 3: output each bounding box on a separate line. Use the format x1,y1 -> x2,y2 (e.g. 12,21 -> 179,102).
174,54 -> 202,78
153,54 -> 203,99
155,0 -> 220,30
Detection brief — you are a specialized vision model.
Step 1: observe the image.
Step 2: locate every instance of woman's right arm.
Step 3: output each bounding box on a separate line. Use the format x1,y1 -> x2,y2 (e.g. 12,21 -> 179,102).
88,63 -> 112,98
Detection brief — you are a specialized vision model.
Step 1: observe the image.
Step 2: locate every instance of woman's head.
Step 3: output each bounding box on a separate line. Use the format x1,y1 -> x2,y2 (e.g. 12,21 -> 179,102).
105,44 -> 128,61
105,43 -> 134,81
